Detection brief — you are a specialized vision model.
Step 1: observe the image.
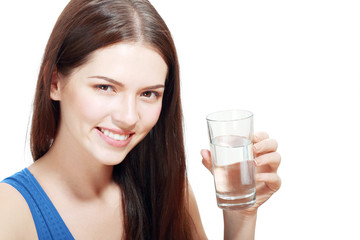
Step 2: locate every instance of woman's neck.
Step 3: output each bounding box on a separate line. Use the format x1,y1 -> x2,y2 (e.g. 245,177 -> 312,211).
29,136 -> 115,201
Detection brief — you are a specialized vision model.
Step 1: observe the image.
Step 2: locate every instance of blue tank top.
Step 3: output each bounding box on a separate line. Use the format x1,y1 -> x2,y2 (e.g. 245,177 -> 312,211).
1,168 -> 75,240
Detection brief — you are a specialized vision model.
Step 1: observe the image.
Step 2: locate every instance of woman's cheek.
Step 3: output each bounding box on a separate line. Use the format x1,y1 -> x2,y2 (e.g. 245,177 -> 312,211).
74,91 -> 107,123
142,103 -> 162,129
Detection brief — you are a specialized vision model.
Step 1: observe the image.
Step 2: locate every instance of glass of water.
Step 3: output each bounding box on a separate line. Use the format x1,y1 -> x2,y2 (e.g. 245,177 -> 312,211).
206,109 -> 256,210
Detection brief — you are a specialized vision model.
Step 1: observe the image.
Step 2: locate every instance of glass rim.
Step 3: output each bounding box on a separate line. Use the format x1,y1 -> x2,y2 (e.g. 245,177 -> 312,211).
206,109 -> 253,122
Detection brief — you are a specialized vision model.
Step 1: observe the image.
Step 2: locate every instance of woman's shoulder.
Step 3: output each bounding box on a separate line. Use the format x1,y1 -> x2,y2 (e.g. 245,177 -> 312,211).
0,182 -> 38,239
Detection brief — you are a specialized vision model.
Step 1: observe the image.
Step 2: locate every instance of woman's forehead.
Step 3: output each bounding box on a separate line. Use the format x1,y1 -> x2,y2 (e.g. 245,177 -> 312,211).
67,43 -> 168,86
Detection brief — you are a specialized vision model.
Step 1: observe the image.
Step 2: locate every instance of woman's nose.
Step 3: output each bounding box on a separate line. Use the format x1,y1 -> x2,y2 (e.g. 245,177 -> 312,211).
111,96 -> 139,129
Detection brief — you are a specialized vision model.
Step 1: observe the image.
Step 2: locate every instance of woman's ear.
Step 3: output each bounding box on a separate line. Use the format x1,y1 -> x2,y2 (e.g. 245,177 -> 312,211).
50,68 -> 61,101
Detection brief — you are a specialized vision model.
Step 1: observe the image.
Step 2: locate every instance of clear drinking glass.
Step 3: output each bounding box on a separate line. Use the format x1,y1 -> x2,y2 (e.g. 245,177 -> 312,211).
206,109 -> 256,210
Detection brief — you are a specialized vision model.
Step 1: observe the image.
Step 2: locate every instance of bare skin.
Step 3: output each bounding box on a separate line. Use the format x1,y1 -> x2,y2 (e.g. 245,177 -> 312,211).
0,183 -> 38,240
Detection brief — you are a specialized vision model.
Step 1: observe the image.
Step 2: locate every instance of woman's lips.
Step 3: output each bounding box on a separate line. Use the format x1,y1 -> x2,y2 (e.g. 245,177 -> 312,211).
96,127 -> 134,148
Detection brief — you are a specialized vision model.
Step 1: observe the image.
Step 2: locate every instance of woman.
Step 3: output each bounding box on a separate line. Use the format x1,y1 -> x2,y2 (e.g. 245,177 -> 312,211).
0,0 -> 281,239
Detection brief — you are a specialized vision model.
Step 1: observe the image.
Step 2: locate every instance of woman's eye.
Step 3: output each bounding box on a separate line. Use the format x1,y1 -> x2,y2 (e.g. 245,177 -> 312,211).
141,91 -> 159,99
96,85 -> 114,93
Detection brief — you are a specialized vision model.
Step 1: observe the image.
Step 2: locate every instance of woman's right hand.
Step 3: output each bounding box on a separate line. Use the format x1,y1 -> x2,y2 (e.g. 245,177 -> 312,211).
200,132 -> 281,239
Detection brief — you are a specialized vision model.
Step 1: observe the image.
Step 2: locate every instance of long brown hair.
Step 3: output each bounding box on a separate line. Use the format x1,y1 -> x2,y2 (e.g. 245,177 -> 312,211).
30,0 -> 192,239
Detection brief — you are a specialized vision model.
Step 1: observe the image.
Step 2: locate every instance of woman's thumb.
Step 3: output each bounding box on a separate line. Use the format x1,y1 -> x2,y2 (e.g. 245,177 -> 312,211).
201,149 -> 212,173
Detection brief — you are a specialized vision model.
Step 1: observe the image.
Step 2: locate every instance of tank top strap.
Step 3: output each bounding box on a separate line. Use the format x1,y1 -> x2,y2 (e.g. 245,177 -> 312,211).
1,168 -> 75,240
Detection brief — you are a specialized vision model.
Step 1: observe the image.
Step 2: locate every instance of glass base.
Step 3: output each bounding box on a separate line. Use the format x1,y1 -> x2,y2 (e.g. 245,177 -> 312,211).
217,199 -> 256,210
216,191 -> 256,210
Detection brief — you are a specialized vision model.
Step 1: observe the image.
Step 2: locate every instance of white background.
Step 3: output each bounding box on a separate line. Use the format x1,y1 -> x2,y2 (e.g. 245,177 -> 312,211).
1,1 -> 359,239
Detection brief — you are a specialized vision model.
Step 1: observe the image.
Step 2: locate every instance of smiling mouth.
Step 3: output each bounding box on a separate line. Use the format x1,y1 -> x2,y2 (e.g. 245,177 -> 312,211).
98,127 -> 132,141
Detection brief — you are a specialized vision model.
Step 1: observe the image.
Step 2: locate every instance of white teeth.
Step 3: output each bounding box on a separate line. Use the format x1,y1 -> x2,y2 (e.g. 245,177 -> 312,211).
109,132 -> 114,138
100,128 -> 130,141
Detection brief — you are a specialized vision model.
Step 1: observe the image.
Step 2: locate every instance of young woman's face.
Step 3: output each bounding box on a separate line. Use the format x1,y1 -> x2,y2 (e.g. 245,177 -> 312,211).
51,43 -> 167,165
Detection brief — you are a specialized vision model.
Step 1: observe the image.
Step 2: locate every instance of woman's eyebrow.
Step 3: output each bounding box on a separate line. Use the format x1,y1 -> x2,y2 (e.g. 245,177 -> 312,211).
89,75 -> 165,90
88,76 -> 124,87
143,84 -> 165,90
